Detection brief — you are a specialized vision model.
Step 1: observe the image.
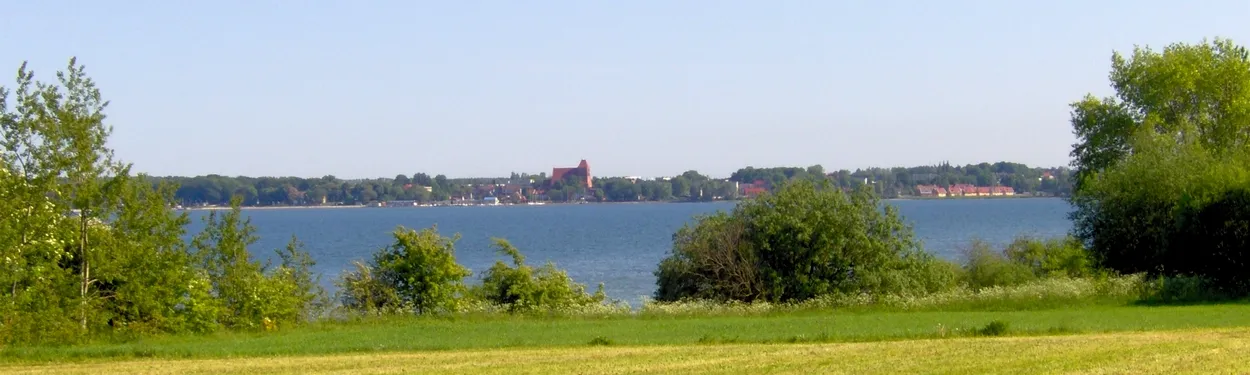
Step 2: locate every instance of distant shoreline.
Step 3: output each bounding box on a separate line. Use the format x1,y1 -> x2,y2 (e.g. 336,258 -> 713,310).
182,195 -> 1063,211
185,205 -> 366,211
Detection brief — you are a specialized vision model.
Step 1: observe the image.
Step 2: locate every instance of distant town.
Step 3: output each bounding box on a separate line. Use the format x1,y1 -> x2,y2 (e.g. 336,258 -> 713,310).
158,159 -> 1074,208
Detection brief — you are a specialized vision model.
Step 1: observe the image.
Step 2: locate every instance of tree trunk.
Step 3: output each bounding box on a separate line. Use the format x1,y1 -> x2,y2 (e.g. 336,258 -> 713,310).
79,212 -> 89,331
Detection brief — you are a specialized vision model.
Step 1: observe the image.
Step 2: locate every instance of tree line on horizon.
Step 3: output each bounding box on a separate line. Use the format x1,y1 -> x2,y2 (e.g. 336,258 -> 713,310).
154,162 -> 1073,207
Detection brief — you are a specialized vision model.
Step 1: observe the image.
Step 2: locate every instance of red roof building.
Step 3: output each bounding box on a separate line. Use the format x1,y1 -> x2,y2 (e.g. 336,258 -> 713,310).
551,159 -> 593,188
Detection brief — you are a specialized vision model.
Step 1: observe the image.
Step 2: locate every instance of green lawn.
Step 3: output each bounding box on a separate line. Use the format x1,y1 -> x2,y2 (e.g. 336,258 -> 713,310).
6,328 -> 1250,374
4,303 -> 1250,364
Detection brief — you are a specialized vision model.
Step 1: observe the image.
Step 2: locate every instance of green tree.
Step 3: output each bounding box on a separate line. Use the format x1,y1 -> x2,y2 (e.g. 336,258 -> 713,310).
370,226 -> 471,315
191,196 -> 265,329
671,177 -> 691,199
1069,38 -> 1250,291
0,58 -> 211,341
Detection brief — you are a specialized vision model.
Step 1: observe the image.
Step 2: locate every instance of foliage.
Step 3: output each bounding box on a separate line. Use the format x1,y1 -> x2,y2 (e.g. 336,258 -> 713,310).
960,239 -> 1036,290
743,180 -> 954,300
355,226 -> 472,315
1069,37 -> 1250,294
656,179 -> 957,303
644,276 -> 1143,316
0,58 -> 215,343
1002,236 -> 1094,278
335,261 -> 404,315
190,197 -> 323,330
655,212 -> 762,302
960,236 -> 1097,290
270,236 -> 329,322
475,238 -> 606,312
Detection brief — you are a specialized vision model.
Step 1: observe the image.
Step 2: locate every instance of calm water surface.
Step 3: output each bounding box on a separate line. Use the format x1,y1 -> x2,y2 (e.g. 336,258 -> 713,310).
185,199 -> 1072,301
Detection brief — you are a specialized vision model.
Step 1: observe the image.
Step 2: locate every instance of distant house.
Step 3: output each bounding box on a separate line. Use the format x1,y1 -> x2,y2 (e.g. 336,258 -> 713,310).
991,186 -> 1016,196
948,184 -> 977,197
551,159 -> 593,188
742,186 -> 768,197
975,187 -> 991,196
916,185 -> 948,198
741,179 -> 770,197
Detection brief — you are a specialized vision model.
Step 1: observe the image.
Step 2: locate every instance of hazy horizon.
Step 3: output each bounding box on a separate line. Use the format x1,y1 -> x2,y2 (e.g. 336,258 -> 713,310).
4,1 -> 1248,179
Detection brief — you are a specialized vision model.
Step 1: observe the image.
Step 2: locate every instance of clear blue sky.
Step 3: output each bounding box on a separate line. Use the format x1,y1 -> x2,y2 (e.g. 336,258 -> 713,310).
3,1 -> 1247,179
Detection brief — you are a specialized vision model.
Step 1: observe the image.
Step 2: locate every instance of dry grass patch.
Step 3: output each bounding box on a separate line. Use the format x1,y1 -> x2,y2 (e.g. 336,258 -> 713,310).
6,328 -> 1250,374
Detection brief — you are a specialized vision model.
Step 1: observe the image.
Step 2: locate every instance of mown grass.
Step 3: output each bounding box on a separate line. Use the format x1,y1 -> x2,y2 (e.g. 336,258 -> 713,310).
7,327 -> 1250,374
4,303 -> 1250,364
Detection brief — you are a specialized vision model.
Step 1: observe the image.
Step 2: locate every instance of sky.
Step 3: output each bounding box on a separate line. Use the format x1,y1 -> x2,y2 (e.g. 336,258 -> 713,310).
2,1 -> 1248,179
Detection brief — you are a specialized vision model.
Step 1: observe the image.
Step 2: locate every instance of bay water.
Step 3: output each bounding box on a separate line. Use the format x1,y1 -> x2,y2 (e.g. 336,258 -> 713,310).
185,198 -> 1072,302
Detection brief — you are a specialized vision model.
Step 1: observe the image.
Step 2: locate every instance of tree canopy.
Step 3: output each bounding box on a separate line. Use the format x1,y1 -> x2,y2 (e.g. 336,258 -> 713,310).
1069,38 -> 1250,293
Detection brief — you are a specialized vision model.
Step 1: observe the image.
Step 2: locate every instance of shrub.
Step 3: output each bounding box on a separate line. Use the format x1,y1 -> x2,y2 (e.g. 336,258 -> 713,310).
961,239 -> 1036,290
336,261 -> 405,315
189,198 -> 325,330
1003,236 -> 1095,278
343,226 -> 471,315
654,212 -> 762,302
266,236 -> 328,324
476,238 -> 606,312
977,320 -> 1010,336
655,179 -> 957,303
1137,275 -> 1233,304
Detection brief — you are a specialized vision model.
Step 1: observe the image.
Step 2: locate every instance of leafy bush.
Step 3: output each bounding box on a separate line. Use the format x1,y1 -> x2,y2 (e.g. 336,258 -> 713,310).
654,212 -> 762,302
656,179 -> 957,303
258,237 -> 327,328
476,238 -> 606,312
190,198 -> 325,330
961,236 -> 1098,290
960,239 -> 1035,290
1003,236 -> 1095,278
336,261 -> 405,315
340,226 -> 471,315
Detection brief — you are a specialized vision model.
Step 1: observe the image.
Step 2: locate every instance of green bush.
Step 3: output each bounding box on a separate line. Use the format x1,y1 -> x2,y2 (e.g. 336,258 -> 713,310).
340,226 -> 471,315
961,239 -> 1036,290
977,320 -> 1010,336
654,212 -> 762,302
655,179 -> 956,303
336,261 -> 405,315
188,198 -> 327,331
961,236 -> 1099,290
1003,236 -> 1096,278
476,238 -> 606,312
1137,276 -> 1234,304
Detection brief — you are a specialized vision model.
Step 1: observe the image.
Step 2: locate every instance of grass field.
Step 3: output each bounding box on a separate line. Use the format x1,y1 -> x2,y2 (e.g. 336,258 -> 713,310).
4,304 -> 1250,364
6,327 -> 1249,374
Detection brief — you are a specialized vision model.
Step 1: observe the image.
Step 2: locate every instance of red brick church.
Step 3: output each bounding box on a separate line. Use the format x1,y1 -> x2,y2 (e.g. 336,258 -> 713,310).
551,159 -> 593,188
